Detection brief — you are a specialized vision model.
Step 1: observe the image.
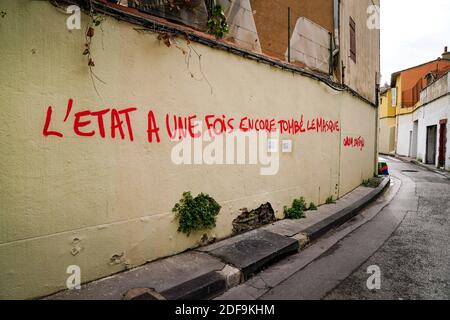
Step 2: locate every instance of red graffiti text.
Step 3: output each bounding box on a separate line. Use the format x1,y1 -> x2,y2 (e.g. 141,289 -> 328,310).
42,99 -> 137,141
343,136 -> 365,151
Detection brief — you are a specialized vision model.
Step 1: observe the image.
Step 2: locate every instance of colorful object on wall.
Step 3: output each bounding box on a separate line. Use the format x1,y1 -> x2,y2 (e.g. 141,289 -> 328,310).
378,162 -> 389,176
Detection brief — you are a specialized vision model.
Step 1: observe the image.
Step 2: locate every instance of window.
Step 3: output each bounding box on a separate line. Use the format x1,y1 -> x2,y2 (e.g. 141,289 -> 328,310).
391,88 -> 397,106
349,17 -> 356,63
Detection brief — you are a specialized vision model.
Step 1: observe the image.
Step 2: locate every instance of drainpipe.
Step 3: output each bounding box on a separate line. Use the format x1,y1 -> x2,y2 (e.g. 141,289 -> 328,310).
375,83 -> 380,177
288,7 -> 291,63
329,32 -> 333,76
333,0 -> 340,80
333,0 -> 340,52
334,0 -> 342,195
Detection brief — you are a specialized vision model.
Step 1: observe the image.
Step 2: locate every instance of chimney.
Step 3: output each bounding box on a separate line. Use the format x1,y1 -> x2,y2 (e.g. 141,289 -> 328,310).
443,46 -> 450,61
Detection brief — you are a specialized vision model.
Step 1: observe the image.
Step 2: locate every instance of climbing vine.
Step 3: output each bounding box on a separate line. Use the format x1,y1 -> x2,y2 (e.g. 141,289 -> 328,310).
83,1 -> 106,95
207,2 -> 229,38
173,192 -> 221,236
83,5 -> 105,68
135,28 -> 213,93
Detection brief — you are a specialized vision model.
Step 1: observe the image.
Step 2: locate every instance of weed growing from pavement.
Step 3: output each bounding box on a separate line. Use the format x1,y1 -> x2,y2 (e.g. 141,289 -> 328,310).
326,196 -> 336,204
284,197 -> 307,219
309,202 -> 318,211
173,192 -> 221,236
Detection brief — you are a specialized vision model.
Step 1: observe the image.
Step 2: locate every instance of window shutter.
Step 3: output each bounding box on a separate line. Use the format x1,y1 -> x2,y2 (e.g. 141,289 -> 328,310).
349,17 -> 356,63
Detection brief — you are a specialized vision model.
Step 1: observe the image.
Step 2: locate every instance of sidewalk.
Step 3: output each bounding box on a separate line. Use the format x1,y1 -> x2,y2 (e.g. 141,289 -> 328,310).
46,177 -> 390,300
388,154 -> 450,179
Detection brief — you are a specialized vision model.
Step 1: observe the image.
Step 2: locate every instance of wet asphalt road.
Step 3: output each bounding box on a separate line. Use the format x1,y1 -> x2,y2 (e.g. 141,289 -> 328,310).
260,156 -> 450,300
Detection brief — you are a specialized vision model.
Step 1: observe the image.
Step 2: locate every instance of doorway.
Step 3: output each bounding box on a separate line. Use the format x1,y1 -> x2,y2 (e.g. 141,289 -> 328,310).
411,121 -> 418,158
389,126 -> 396,153
438,120 -> 447,168
408,131 -> 413,157
426,125 -> 437,165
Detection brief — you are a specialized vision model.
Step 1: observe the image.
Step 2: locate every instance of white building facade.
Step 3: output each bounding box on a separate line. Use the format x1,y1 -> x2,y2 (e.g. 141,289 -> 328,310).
412,72 -> 450,170
396,113 -> 414,157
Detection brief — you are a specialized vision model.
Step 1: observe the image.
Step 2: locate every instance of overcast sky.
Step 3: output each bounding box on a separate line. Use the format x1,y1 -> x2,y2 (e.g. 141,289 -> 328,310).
380,0 -> 450,84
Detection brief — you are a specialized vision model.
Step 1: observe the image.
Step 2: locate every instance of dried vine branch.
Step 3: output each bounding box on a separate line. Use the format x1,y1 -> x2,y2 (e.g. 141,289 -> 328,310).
135,28 -> 213,94
83,0 -> 107,96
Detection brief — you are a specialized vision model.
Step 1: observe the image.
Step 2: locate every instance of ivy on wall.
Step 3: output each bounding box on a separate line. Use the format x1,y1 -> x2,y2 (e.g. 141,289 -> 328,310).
207,1 -> 229,38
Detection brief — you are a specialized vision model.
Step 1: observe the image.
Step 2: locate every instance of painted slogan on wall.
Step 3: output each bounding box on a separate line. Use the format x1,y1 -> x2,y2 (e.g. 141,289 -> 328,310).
42,98 -> 365,151
343,136 -> 366,151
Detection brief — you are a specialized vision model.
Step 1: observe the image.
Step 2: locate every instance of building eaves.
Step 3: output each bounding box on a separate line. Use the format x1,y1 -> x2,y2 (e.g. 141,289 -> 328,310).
390,58 -> 443,87
62,0 -> 377,107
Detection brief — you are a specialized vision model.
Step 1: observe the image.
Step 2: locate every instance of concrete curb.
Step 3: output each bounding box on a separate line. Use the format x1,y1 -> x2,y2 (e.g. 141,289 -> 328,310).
301,177 -> 391,242
122,271 -> 228,300
387,153 -> 450,179
160,271 -> 226,300
409,160 -> 449,179
194,177 -> 391,299
45,177 -> 391,301
201,230 -> 300,281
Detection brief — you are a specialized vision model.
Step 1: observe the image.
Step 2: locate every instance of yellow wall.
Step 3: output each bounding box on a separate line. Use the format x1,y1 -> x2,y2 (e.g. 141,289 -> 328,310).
379,74 -> 414,154
379,73 -> 417,155
379,89 -> 396,119
0,0 -> 377,299
378,89 -> 396,154
379,117 -> 396,154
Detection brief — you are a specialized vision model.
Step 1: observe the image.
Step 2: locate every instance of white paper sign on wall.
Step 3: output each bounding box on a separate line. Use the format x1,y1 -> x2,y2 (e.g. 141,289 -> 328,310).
282,140 -> 293,153
267,139 -> 279,153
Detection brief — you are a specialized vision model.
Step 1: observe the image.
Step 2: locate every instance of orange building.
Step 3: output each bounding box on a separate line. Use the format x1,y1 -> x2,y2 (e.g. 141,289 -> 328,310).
380,47 -> 450,157
391,57 -> 450,108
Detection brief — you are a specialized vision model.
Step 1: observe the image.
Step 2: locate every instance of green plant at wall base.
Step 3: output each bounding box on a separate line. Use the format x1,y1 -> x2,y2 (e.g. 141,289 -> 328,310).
284,197 -> 307,220
207,3 -> 229,38
0,11 -> 6,18
173,192 -> 221,236
326,196 -> 336,204
309,202 -> 318,211
362,177 -> 383,188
